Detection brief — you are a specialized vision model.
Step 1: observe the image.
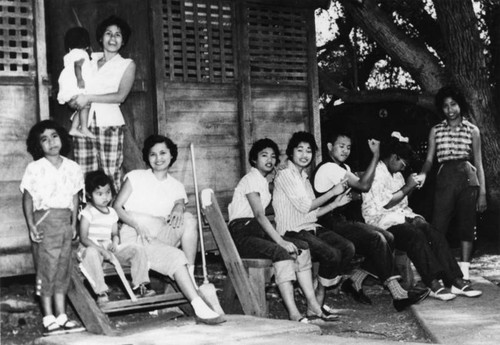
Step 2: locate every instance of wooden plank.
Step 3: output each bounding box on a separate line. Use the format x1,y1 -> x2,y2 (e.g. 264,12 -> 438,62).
0,252 -> 34,277
201,189 -> 266,317
101,292 -> 188,313
305,8 -> 322,164
67,266 -> 115,335
236,0 -> 252,175
150,0 -> 167,132
34,0 -> 49,120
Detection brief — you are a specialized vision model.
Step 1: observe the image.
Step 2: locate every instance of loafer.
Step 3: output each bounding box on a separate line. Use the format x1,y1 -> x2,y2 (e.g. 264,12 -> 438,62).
341,279 -> 372,305
393,287 -> 430,312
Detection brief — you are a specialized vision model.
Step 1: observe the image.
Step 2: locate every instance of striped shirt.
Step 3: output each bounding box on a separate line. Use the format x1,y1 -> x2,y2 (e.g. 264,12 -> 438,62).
435,119 -> 474,163
273,160 -> 318,235
80,205 -> 119,246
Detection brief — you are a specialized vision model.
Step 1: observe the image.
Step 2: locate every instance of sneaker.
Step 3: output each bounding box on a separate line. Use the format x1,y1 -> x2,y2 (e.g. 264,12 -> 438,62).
134,284 -> 156,298
97,292 -> 109,305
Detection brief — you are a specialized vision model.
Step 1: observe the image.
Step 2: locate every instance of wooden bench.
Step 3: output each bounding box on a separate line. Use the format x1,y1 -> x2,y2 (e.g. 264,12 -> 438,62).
200,188 -> 274,317
68,255 -> 192,335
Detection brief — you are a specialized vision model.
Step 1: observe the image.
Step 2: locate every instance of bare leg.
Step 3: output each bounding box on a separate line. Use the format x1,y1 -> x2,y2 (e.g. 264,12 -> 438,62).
277,281 -> 302,321
78,107 -> 95,138
69,113 -> 83,137
181,214 -> 198,265
40,296 -> 53,317
461,240 -> 473,262
53,292 -> 66,317
296,270 -> 322,316
315,282 -> 326,307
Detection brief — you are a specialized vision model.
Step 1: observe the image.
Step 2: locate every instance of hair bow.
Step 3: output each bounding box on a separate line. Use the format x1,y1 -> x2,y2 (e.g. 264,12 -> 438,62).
391,131 -> 409,143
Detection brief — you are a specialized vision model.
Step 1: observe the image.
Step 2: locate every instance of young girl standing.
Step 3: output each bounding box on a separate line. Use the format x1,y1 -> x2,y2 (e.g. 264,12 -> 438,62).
418,86 -> 487,280
21,120 -> 84,335
78,170 -> 155,305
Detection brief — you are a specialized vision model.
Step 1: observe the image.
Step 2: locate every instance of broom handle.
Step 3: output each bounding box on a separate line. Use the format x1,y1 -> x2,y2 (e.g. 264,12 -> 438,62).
190,143 -> 209,284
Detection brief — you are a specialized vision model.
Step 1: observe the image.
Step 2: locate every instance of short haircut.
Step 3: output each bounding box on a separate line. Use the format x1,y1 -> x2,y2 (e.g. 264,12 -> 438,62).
380,135 -> 415,162
26,120 -> 71,160
327,130 -> 352,145
434,85 -> 469,117
96,15 -> 132,48
285,131 -> 318,162
64,27 -> 91,51
85,170 -> 115,197
248,138 -> 280,167
142,135 -> 178,168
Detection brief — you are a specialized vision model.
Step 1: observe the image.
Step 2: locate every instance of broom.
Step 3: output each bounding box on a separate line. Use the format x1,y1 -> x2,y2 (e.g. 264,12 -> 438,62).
189,143 -> 225,315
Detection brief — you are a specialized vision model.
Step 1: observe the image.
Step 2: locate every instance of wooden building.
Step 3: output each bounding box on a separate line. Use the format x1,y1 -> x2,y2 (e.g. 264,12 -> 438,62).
0,0 -> 328,277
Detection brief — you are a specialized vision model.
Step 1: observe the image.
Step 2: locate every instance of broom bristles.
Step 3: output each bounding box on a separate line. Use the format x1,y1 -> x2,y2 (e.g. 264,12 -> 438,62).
199,283 -> 225,315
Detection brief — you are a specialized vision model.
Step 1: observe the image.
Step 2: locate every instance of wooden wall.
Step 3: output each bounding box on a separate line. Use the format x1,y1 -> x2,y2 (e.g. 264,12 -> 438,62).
1,0 -> 322,277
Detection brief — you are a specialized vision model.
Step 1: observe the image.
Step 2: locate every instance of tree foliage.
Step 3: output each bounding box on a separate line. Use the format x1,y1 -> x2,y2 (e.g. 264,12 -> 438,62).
318,0 -> 500,200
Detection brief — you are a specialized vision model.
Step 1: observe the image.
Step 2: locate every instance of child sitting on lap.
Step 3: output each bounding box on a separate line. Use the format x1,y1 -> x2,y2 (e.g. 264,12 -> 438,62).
78,170 -> 155,305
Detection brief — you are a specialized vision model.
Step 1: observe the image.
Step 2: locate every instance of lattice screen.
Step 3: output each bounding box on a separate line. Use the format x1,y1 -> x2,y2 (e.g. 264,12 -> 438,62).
161,0 -> 236,83
0,0 -> 35,77
247,5 -> 308,84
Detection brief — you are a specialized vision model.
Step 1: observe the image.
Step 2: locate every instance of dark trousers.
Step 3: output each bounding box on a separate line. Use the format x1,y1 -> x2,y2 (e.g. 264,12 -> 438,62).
229,218 -> 309,263
284,227 -> 355,281
319,213 -> 395,282
433,160 -> 479,242
387,217 -> 463,286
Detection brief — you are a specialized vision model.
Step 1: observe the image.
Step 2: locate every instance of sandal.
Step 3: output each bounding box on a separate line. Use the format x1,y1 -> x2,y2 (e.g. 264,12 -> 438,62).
306,313 -> 340,322
297,316 -> 310,324
429,287 -> 456,301
451,284 -> 482,298
42,321 -> 61,336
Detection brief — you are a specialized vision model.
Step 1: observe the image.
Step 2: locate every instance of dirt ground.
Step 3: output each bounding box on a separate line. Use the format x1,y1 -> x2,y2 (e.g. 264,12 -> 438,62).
2,240 -> 499,345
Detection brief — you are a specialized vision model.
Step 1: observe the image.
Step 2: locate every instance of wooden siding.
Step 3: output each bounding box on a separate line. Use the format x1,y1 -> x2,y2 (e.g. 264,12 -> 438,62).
0,0 -> 47,277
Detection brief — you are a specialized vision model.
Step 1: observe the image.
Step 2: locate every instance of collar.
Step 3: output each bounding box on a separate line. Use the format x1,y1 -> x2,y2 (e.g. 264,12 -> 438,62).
287,160 -> 309,179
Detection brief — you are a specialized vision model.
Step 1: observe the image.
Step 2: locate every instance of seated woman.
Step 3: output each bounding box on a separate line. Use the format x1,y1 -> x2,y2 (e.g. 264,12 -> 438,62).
113,135 -> 225,324
228,139 -> 332,323
361,132 -> 482,301
272,131 -> 355,312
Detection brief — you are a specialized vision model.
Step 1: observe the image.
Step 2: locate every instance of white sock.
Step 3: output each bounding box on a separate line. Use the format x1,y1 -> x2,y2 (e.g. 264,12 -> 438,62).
459,262 -> 470,280
43,315 -> 56,328
191,296 -> 219,319
188,265 -> 198,289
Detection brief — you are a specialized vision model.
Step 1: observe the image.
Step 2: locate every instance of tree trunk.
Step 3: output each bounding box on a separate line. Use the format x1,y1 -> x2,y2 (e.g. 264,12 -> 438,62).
434,0 -> 500,199
340,0 -> 446,92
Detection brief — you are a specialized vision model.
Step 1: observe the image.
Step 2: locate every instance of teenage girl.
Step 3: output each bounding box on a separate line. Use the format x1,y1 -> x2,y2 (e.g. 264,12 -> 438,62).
418,86 -> 486,280
21,120 -> 84,335
78,170 -> 155,305
228,139 -> 334,323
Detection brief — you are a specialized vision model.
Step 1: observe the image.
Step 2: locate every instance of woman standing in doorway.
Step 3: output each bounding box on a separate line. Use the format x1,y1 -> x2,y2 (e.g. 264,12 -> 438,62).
70,15 -> 136,191
418,86 -> 487,281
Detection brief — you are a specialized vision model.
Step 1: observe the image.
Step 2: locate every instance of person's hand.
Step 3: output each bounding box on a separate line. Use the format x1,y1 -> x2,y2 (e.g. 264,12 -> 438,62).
101,250 -> 112,262
168,204 -> 185,229
107,242 -> 117,252
477,193 -> 487,213
368,139 -> 380,155
29,225 -> 43,243
134,222 -> 151,244
415,173 -> 426,189
331,178 -> 348,196
405,173 -> 420,190
68,94 -> 90,110
277,239 -> 298,254
333,189 -> 352,207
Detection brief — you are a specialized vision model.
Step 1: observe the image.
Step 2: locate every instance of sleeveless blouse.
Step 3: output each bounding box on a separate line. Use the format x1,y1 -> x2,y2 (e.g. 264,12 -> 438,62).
435,119 -> 473,163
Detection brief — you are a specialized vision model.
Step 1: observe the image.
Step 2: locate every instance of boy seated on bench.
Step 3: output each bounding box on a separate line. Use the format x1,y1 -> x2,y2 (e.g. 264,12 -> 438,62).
78,170 -> 155,305
313,131 -> 429,311
228,139 -> 335,323
113,135 -> 225,325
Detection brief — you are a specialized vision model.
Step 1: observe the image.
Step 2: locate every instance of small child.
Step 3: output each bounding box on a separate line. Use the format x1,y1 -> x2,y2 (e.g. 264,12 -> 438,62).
78,170 -> 155,305
20,120 -> 84,335
57,27 -> 95,139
